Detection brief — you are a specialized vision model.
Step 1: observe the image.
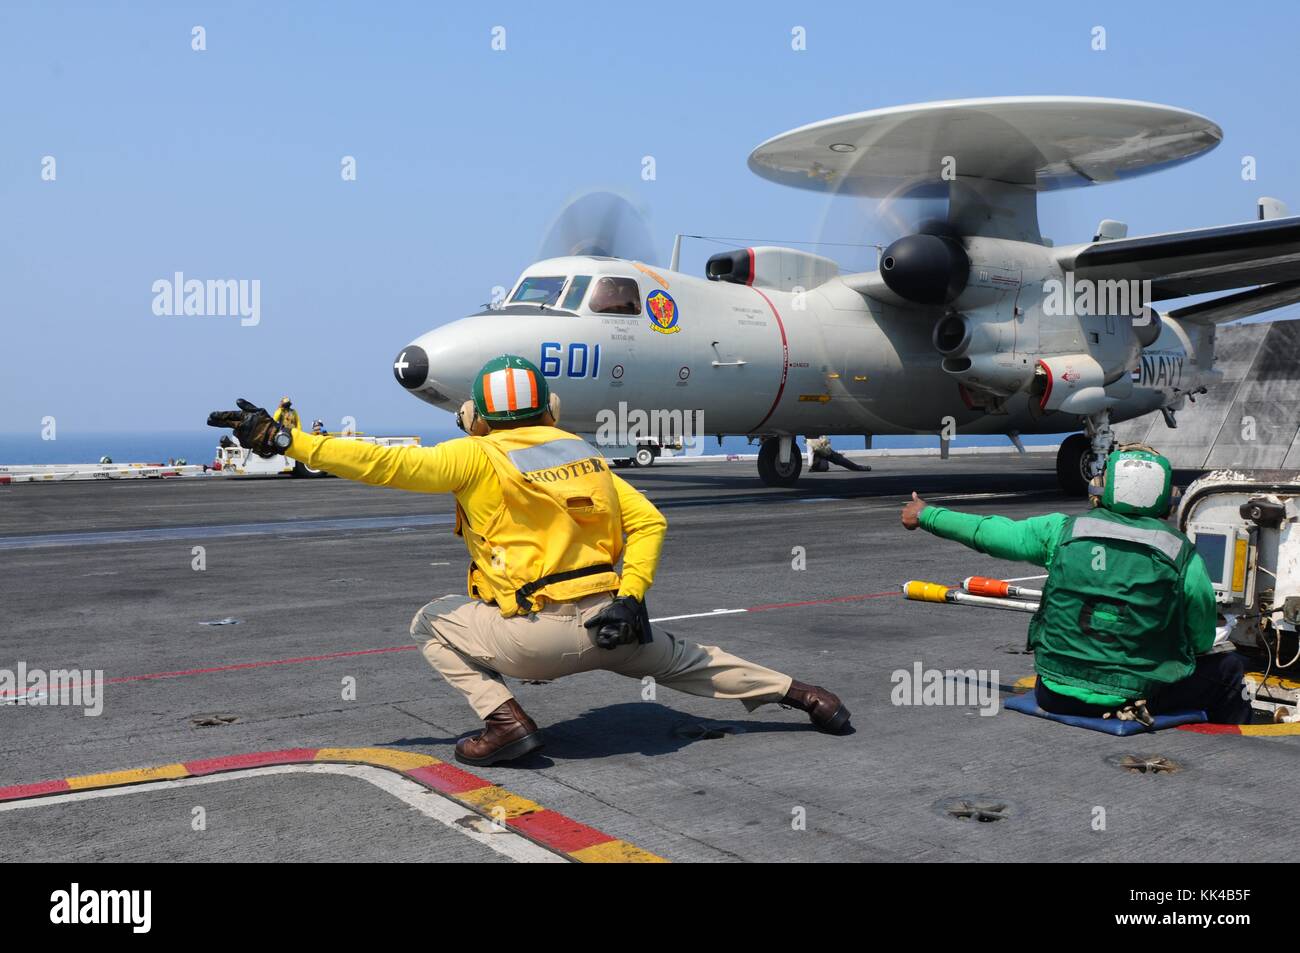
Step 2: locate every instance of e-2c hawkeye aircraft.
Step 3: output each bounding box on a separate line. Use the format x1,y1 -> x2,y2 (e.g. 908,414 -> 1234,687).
391,97 -> 1300,492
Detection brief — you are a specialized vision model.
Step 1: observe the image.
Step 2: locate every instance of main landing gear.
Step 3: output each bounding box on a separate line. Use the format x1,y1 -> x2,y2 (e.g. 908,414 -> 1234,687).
1056,410 -> 1117,496
757,436 -> 803,487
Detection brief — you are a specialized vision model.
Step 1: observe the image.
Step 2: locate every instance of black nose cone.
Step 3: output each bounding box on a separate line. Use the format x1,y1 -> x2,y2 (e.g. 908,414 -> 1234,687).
393,345 -> 429,389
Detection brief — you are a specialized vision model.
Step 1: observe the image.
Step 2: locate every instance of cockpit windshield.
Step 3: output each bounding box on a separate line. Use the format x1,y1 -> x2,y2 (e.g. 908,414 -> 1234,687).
510,275 -> 567,307
589,276 -> 641,315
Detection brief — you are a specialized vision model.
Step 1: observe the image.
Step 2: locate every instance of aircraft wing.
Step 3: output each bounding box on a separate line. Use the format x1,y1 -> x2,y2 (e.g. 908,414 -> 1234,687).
1060,216 -> 1300,300
1167,279 -> 1300,325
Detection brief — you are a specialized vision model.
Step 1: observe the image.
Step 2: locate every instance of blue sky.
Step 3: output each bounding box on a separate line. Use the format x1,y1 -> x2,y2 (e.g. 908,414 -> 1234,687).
2,0 -> 1297,441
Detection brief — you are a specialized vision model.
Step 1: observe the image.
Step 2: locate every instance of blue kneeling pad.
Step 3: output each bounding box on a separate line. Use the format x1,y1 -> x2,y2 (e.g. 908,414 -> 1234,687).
1003,692 -> 1206,735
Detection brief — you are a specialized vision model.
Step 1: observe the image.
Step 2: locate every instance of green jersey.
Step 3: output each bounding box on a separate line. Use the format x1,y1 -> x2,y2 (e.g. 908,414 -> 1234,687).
918,505 -> 1216,706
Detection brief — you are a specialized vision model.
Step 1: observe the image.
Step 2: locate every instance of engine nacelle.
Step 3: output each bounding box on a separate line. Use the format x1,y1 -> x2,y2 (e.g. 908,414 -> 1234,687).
933,312 -> 1035,396
879,234 -> 970,305
1134,307 -> 1162,348
1034,354 -> 1133,414
705,246 -> 838,292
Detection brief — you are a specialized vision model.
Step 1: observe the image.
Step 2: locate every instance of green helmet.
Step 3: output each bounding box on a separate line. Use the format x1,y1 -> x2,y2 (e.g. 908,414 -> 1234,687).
471,354 -> 550,422
1093,445 -> 1174,518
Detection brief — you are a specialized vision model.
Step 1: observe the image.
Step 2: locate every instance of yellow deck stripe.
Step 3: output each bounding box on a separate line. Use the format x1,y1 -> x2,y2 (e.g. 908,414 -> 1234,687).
66,763 -> 189,790
314,747 -> 441,771
457,784 -> 543,819
1236,722 -> 1300,736
569,840 -> 668,863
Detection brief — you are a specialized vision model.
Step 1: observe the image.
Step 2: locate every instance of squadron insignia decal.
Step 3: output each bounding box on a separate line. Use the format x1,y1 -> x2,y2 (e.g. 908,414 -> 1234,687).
647,290 -> 680,334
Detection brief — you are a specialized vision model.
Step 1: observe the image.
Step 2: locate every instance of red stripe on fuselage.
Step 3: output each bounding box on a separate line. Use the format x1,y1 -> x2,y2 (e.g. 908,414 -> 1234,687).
747,286 -> 789,433
1037,360 -> 1054,411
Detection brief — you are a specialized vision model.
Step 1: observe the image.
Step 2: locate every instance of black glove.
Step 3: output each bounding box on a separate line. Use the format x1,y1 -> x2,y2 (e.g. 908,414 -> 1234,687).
585,596 -> 652,649
207,398 -> 292,458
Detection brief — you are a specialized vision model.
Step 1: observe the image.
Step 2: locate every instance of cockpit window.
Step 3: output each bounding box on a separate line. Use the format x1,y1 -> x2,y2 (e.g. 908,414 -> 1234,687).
588,276 -> 641,315
562,275 -> 592,311
510,275 -> 567,307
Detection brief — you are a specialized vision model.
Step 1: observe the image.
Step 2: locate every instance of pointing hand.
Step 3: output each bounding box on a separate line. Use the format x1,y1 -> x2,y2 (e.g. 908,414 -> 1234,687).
207,398 -> 292,459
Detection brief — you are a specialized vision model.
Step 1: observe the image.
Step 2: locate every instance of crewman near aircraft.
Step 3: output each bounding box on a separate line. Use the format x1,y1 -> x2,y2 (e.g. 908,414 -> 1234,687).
273,397 -> 301,433
900,444 -> 1249,724
209,355 -> 850,765
808,435 -> 871,473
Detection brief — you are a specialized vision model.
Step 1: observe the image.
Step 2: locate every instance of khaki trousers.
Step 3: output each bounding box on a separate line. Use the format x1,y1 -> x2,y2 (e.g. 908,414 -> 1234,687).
410,593 -> 794,719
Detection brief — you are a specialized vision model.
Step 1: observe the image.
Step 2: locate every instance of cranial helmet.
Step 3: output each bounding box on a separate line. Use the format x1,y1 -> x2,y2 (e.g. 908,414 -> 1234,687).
1089,444 -> 1174,518
471,355 -> 551,423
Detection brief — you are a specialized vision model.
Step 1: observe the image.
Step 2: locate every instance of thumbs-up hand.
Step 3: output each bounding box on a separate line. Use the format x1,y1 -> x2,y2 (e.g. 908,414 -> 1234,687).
901,491 -> 928,531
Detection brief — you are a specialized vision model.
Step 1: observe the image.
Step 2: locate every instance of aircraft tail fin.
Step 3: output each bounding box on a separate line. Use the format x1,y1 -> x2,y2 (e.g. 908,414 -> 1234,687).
1114,318 -> 1300,468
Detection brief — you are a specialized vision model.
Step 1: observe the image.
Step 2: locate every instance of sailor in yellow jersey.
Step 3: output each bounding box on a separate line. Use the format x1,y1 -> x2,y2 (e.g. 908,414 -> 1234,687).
272,397 -> 301,433
209,356 -> 850,765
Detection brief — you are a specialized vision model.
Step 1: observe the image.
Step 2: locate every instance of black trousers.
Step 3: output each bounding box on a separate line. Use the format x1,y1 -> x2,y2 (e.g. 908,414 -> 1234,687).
1034,651 -> 1251,725
812,450 -> 869,472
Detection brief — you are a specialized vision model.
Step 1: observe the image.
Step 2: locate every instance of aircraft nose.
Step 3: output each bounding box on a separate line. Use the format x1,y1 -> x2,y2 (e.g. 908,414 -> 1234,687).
393,317 -> 488,409
392,344 -> 429,390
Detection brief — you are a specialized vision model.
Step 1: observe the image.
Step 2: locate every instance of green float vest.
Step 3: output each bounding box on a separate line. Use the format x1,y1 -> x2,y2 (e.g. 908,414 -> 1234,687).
1028,508 -> 1197,699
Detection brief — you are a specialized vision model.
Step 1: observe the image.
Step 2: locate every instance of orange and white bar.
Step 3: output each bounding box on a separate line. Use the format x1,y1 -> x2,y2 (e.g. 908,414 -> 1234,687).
962,575 -> 1043,600
481,367 -> 538,414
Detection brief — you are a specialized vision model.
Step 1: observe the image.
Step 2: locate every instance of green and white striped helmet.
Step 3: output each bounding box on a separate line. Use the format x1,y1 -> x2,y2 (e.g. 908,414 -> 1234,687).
1095,445 -> 1174,518
471,355 -> 550,422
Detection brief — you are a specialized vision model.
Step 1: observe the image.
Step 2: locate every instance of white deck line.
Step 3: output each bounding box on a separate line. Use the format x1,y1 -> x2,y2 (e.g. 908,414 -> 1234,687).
0,763 -> 565,863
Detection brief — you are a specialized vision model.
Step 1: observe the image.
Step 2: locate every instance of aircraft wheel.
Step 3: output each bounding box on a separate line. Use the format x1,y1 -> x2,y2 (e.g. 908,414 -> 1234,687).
293,460 -> 329,479
757,438 -> 803,487
632,447 -> 656,468
1055,433 -> 1090,496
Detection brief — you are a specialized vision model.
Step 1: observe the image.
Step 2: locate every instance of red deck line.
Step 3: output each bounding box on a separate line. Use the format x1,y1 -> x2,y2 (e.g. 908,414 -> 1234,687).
30,591 -> 900,694
184,748 -> 323,776
0,779 -> 72,802
508,809 -> 614,853
101,645 -> 417,686
405,762 -> 492,795
1177,723 -> 1242,735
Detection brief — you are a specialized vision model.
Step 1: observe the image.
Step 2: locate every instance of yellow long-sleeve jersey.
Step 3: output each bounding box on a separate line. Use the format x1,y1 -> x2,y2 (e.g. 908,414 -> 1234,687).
274,407 -> 301,431
285,426 -> 666,610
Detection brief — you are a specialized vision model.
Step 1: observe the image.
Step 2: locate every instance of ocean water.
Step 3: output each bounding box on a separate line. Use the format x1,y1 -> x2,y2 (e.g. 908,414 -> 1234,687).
0,429 -> 1064,467
0,431 -> 281,467
0,428 -> 453,467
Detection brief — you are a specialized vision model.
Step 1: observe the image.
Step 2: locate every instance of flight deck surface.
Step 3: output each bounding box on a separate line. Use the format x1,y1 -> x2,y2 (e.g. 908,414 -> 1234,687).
2,455 -> 1294,862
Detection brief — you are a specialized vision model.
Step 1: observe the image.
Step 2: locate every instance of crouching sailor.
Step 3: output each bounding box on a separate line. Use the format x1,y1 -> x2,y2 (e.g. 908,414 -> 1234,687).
900,445 -> 1249,725
208,355 -> 850,765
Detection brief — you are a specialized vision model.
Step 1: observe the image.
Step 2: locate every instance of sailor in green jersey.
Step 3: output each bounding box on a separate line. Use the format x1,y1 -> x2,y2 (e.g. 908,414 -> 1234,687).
900,445 -> 1250,725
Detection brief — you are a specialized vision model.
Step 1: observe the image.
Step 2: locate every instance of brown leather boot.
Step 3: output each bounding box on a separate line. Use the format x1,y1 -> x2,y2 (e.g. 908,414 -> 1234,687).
782,681 -> 851,733
454,699 -> 544,766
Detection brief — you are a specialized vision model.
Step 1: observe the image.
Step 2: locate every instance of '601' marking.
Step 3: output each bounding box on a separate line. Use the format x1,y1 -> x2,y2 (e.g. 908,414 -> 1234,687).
541,342 -> 601,379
